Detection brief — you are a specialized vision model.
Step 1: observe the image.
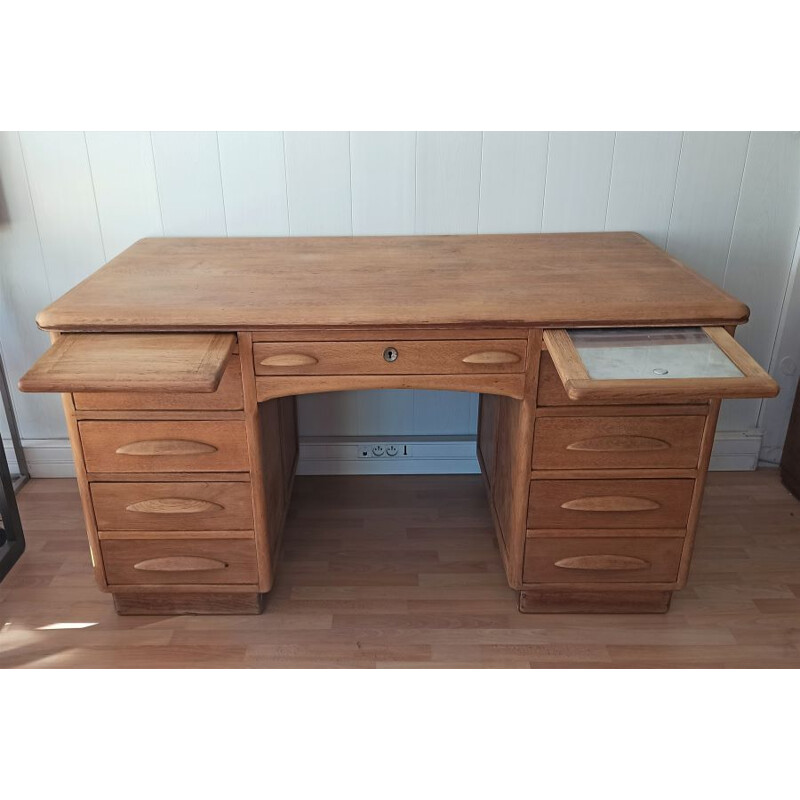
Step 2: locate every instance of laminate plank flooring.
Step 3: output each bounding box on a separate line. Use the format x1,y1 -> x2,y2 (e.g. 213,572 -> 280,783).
2,472 -> 799,668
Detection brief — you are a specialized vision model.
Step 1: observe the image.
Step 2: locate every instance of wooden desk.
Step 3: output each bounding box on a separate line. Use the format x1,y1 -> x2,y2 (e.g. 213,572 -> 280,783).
20,233 -> 778,615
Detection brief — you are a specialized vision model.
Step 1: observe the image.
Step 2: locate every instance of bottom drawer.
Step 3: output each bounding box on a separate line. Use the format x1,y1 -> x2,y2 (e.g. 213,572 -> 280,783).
101,538 -> 258,585
523,536 -> 684,584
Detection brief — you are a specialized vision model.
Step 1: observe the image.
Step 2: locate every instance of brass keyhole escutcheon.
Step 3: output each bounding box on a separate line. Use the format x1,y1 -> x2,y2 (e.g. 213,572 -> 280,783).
383,347 -> 399,363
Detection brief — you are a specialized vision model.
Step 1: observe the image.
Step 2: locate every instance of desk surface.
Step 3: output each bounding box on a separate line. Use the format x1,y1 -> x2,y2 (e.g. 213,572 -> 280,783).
36,232 -> 749,332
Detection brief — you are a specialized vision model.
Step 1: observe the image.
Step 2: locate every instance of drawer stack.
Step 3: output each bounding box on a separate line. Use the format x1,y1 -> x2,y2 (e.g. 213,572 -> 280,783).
70,353 -> 268,608
523,352 -> 712,602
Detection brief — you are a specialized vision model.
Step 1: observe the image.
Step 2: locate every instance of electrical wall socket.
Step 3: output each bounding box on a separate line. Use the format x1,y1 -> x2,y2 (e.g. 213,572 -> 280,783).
358,443 -> 410,458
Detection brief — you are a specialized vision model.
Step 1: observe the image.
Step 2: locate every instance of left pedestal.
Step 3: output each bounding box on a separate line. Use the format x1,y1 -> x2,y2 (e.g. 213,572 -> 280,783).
19,332 -> 298,616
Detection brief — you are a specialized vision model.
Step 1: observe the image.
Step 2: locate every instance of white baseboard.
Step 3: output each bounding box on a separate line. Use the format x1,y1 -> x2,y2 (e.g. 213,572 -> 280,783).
3,438 -> 77,478
297,436 -> 481,475
707,430 -> 765,471
4,429 -> 767,478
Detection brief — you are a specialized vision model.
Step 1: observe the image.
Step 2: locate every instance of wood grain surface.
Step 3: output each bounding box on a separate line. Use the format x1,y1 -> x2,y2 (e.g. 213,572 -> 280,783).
19,333 -> 234,393
254,339 -> 527,375
532,415 -> 706,470
90,482 -> 254,531
528,478 -> 695,529
78,420 -> 249,473
33,233 -> 749,331
522,536 -> 684,583
73,357 -> 244,411
101,539 -> 258,585
3,471 -> 799,667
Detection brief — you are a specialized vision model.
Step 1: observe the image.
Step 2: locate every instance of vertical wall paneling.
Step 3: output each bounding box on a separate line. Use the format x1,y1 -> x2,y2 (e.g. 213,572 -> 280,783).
718,133 -> 800,434
284,132 -> 352,236
415,132 -> 482,234
478,132 -> 548,233
299,390 -> 417,439
412,390 -> 477,436
151,132 -> 226,236
85,132 -> 163,259
19,132 -> 106,300
665,132 -> 750,287
605,132 -> 683,248
297,391 -> 365,438
350,132 -> 415,236
354,390 -> 416,437
0,133 -> 66,439
541,132 -> 615,232
757,227 -> 800,462
218,132 -> 289,236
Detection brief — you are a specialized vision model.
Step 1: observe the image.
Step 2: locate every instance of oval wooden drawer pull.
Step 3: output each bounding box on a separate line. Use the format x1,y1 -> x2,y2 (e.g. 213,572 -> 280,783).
560,495 -> 661,512
125,498 -> 223,514
461,350 -> 521,365
554,554 -> 650,571
260,353 -> 319,367
566,435 -> 670,453
133,556 -> 229,572
115,439 -> 218,456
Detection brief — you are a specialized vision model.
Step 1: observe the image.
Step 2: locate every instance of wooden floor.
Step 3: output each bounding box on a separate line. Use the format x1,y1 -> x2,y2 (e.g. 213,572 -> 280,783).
2,471 -> 800,668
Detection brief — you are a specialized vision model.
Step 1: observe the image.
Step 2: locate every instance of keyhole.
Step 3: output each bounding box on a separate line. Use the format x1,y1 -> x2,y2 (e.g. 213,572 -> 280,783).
384,347 -> 398,363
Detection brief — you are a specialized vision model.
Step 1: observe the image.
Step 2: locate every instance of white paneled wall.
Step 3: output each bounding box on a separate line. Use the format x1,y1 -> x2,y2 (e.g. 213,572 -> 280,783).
284,132 -> 352,235
479,132 -> 548,233
2,132 -> 800,472
218,132 -> 289,237
541,132 -> 615,232
416,132 -> 482,234
351,132 -> 415,235
605,132 -> 682,248
152,132 -> 227,236
85,132 -> 163,257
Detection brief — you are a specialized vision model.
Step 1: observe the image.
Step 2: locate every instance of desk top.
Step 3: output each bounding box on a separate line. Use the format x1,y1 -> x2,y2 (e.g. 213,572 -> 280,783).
36,232 -> 749,332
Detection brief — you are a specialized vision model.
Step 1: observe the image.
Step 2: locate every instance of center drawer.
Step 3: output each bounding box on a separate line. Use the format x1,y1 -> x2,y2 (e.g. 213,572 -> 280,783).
91,481 -> 254,531
254,339 -> 528,375
79,420 -> 249,473
528,478 -> 694,529
532,415 -> 706,470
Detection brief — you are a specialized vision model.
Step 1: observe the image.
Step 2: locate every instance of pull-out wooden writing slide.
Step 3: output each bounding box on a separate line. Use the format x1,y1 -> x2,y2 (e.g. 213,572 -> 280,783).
543,326 -> 778,403
18,333 -> 235,393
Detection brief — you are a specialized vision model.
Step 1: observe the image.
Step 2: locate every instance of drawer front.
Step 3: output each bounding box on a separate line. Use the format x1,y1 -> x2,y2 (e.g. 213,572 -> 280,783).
74,357 -> 243,411
537,353 -> 705,407
528,479 -> 694,529
523,536 -> 684,583
80,420 -> 249,473
91,482 -> 254,531
101,538 -> 258,585
532,415 -> 706,470
254,339 -> 527,376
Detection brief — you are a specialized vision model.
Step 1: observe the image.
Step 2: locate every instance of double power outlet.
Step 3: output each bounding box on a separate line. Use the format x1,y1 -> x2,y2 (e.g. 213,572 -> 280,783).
358,443 -> 410,459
